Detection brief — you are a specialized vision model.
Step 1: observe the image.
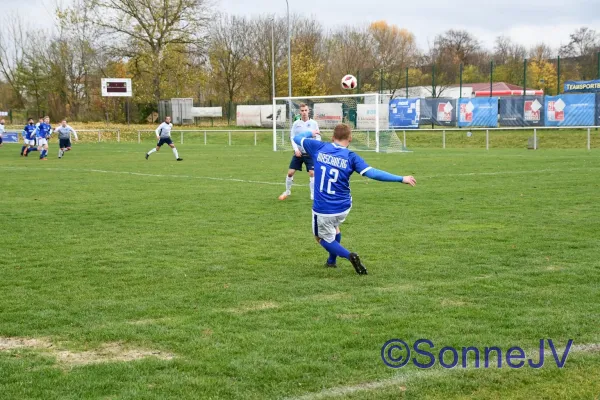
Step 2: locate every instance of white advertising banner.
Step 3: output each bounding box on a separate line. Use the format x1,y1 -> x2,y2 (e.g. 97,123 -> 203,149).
260,105 -> 287,127
357,103 -> 389,130
314,103 -> 343,128
191,107 -> 222,118
236,105 -> 262,127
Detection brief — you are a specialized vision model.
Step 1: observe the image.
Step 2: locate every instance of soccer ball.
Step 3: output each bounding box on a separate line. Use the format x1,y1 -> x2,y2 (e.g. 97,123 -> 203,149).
341,74 -> 357,90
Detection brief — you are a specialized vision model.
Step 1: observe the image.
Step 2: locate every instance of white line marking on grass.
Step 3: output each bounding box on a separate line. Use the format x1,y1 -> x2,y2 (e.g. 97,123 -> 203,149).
286,341 -> 600,400
0,166 -> 295,186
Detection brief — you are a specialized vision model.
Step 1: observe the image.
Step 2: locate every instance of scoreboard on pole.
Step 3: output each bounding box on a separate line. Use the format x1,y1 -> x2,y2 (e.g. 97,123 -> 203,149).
101,78 -> 132,97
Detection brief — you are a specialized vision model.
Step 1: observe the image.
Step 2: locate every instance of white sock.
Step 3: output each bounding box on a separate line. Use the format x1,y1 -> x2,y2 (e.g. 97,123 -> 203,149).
309,177 -> 315,198
172,147 -> 179,159
285,176 -> 293,193
148,148 -> 157,155
58,149 -> 62,157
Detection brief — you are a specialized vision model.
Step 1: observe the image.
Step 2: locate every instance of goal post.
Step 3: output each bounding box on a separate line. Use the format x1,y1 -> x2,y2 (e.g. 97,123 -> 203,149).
272,93 -> 409,153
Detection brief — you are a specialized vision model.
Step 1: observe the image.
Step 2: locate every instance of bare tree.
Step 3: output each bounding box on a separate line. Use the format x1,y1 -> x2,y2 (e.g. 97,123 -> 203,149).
208,15 -> 252,104
249,16 -> 287,100
529,43 -> 554,63
87,0 -> 212,102
560,27 -> 599,58
0,13 -> 27,108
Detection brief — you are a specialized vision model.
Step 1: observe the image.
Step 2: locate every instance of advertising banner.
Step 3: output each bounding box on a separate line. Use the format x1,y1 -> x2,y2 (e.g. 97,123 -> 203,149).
389,98 -> 420,129
314,103 -> 343,128
544,94 -> 595,126
458,97 -> 498,127
498,97 -> 544,127
357,103 -> 389,130
236,105 -> 262,127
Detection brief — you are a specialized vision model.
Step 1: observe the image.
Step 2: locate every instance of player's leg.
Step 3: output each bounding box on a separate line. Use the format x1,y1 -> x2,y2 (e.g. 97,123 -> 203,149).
146,140 -> 162,159
305,156 -> 315,200
279,155 -> 300,200
168,141 -> 182,161
325,227 -> 342,267
313,211 -> 367,275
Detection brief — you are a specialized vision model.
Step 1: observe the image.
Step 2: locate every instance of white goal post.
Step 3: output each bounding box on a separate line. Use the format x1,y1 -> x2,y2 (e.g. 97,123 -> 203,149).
272,93 -> 409,153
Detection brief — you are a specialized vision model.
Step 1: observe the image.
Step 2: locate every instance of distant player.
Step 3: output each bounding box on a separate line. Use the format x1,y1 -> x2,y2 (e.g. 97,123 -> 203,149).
21,118 -> 38,156
278,103 -> 320,200
0,119 -> 4,147
293,124 -> 416,275
35,116 -> 52,160
55,119 -> 79,158
145,116 -> 182,161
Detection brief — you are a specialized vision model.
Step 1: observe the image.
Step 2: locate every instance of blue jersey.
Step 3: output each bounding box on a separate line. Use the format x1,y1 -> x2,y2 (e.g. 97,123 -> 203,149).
23,124 -> 36,140
36,122 -> 52,139
301,138 -> 371,215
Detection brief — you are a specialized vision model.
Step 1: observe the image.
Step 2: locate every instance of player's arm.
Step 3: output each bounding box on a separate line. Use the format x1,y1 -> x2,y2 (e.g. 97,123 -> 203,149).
155,123 -> 162,139
352,153 -> 416,186
290,121 -> 301,155
71,127 -> 78,141
293,131 -> 320,156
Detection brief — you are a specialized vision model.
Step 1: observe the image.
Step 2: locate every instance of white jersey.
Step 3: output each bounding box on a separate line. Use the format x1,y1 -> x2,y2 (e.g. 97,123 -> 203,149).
0,123 -> 4,137
291,119 -> 320,153
156,122 -> 173,138
54,125 -> 78,140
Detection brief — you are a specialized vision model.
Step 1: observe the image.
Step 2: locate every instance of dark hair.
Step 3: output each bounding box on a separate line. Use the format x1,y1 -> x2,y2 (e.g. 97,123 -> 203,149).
333,124 -> 352,141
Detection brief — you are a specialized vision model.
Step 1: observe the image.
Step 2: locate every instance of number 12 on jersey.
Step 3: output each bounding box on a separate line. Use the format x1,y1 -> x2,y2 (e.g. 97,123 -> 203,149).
319,166 -> 339,194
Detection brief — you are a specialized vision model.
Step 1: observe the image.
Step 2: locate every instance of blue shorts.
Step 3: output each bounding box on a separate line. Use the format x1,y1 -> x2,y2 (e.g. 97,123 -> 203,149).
0,137 -> 2,144
59,138 -> 71,148
289,153 -> 314,172
157,137 -> 173,147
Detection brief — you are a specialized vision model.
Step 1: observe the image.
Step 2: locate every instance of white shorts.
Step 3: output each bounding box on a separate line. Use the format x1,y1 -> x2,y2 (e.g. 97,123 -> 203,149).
24,138 -> 35,146
312,210 -> 350,243
38,138 -> 48,146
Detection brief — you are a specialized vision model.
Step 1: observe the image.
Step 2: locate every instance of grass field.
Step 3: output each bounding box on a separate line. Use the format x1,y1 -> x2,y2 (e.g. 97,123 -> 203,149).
1,141 -> 599,399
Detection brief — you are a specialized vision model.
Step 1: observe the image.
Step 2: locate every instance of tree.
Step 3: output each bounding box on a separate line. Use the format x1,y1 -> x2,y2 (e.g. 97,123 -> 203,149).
249,16 -> 288,100
208,15 -> 252,104
368,21 -> 419,97
528,60 -> 558,95
0,13 -> 27,108
559,27 -> 600,80
88,0 -> 211,103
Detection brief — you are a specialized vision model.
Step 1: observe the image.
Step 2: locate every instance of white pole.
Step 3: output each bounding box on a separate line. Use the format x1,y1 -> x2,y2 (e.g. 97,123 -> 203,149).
204,130 -> 207,145
117,129 -> 120,143
486,129 -> 489,150
255,131 -> 257,146
375,93 -> 380,153
137,131 -> 140,144
181,131 -> 184,145
443,130 -> 446,149
367,131 -> 370,148
534,128 -> 537,150
98,130 -> 101,143
403,130 -> 406,148
286,0 -> 293,126
229,131 -> 231,146
272,19 -> 277,152
588,128 -> 591,150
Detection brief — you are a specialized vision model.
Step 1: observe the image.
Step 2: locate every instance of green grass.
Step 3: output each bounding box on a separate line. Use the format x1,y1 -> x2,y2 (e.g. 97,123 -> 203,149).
1,142 -> 599,399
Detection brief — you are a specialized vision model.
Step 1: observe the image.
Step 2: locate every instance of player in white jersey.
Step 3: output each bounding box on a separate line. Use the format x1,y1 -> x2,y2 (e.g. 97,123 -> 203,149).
278,103 -> 321,201
0,119 -> 5,147
145,116 -> 183,161
55,119 -> 79,158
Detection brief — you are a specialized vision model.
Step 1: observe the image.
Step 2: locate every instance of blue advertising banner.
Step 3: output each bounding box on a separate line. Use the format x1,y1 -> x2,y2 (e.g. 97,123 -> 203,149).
597,93 -> 600,126
1,132 -> 19,143
498,96 -> 544,127
564,80 -> 600,92
544,94 -> 595,126
389,98 -> 420,129
419,98 -> 456,126
458,97 -> 498,127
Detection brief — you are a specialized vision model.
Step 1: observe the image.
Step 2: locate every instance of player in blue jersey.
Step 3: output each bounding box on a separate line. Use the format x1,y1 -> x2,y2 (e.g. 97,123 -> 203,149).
21,118 -> 38,156
35,116 -> 52,160
293,123 -> 416,275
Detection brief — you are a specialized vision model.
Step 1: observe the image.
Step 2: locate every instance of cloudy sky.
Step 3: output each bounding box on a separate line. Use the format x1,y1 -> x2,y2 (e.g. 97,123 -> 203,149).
5,0 -> 599,50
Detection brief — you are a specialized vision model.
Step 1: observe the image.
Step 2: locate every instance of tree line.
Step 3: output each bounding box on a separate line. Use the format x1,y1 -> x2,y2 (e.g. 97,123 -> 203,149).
0,0 -> 598,123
